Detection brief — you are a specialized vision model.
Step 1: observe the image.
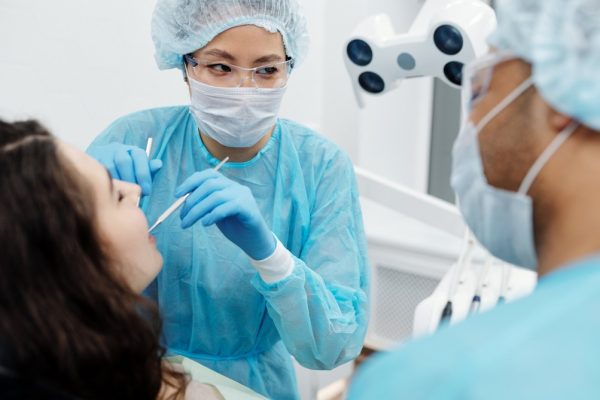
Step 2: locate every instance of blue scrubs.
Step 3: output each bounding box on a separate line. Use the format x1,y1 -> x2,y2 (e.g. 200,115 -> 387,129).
349,256 -> 600,400
88,106 -> 370,400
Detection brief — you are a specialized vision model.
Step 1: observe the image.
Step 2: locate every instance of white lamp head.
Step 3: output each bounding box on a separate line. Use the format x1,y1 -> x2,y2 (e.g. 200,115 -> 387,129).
345,0 -> 497,107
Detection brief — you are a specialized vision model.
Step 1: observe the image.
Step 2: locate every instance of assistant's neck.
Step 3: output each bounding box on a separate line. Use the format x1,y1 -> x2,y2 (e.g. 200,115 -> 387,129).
199,126 -> 275,163
534,130 -> 600,277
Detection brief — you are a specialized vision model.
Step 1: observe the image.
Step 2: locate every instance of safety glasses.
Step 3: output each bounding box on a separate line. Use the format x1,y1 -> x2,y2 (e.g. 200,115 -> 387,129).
184,54 -> 294,89
461,50 -> 519,115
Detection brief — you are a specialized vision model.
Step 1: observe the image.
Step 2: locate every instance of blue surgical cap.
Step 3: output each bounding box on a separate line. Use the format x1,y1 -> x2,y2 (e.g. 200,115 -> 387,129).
151,0 -> 310,71
489,0 -> 600,130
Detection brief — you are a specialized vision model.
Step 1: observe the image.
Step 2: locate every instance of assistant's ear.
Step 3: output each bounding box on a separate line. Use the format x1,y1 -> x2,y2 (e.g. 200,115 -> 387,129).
548,108 -> 573,134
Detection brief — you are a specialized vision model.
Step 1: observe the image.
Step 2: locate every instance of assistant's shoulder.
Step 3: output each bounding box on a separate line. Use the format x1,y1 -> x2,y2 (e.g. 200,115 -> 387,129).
349,332 -> 468,399
89,106 -> 190,148
277,118 -> 352,170
350,305 -> 528,400
350,285 -> 577,400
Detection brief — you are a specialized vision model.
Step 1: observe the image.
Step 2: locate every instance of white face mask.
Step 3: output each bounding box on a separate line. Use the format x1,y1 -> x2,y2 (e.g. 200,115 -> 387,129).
188,77 -> 287,148
451,78 -> 578,270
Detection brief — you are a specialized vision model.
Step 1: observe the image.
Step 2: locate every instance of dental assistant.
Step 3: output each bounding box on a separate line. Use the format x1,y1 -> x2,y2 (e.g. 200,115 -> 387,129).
87,1 -> 369,399
349,0 -> 600,398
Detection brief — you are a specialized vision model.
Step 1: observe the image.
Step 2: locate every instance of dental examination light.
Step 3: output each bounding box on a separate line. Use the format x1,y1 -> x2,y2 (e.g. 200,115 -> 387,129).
344,0 -> 497,107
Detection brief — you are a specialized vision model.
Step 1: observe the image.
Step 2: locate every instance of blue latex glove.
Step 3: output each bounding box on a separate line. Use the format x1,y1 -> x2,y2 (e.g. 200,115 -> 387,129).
175,169 -> 277,260
88,142 -> 162,196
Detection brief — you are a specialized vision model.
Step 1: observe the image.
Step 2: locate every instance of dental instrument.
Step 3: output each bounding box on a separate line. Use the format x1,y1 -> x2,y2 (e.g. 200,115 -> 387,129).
148,156 -> 229,233
137,137 -> 153,207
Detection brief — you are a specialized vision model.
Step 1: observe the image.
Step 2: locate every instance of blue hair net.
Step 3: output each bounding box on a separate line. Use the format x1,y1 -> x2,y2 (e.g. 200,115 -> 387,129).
151,0 -> 310,71
489,0 -> 600,130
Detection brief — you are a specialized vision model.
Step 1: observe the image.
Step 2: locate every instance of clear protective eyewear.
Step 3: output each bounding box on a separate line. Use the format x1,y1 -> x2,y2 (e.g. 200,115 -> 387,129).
461,50 -> 519,115
184,54 -> 294,89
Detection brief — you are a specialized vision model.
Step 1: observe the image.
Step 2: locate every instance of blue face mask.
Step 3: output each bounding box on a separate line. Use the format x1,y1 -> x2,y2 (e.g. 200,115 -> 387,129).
451,78 -> 578,270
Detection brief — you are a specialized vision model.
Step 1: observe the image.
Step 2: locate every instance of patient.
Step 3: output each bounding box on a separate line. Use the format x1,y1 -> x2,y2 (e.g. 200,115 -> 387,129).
0,119 -> 221,399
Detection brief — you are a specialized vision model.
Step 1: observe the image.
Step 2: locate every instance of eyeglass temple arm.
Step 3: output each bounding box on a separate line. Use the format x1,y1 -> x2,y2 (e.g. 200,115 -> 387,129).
184,54 -> 198,67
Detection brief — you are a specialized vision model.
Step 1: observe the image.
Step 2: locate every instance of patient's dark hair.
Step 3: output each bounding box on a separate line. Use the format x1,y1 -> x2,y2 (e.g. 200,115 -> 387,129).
0,120 -> 185,399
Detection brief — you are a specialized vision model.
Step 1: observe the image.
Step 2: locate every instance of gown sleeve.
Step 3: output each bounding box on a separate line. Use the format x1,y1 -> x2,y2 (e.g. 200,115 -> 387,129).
251,150 -> 370,369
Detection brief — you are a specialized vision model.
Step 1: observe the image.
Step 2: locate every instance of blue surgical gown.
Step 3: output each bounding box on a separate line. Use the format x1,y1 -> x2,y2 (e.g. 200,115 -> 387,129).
349,255 -> 600,400
88,106 -> 370,400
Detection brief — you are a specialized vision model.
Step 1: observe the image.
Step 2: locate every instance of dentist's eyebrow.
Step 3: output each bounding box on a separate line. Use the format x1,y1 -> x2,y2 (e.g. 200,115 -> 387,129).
253,54 -> 284,65
202,49 -> 236,62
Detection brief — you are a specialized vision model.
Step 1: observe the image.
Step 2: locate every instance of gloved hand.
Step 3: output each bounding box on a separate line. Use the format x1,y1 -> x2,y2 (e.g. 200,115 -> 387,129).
175,169 -> 276,261
88,142 -> 162,196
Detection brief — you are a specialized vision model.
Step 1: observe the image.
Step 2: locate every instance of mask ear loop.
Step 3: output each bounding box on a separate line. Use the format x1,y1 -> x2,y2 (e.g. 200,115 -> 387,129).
518,121 -> 579,194
475,77 -> 534,133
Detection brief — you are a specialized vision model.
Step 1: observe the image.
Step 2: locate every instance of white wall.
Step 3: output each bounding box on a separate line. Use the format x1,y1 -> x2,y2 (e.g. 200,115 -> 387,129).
0,0 -> 182,149
0,0 -> 433,191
